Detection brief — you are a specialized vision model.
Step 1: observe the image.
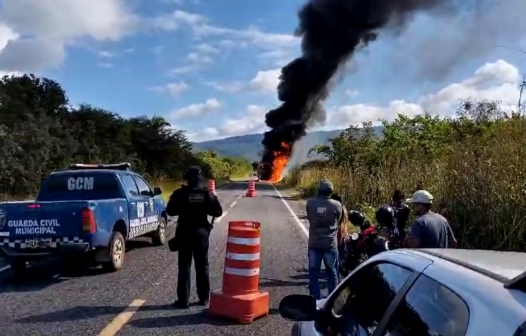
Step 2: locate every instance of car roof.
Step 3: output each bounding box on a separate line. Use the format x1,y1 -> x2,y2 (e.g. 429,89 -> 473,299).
50,169 -> 135,176
398,249 -> 526,336
419,248 -> 526,282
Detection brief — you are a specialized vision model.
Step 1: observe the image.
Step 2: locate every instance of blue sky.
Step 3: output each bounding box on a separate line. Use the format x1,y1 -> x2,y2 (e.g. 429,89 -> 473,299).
0,0 -> 525,142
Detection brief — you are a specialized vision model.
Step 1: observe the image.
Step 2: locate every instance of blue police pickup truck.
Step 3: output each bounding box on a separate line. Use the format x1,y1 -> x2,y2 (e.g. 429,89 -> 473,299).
0,163 -> 168,274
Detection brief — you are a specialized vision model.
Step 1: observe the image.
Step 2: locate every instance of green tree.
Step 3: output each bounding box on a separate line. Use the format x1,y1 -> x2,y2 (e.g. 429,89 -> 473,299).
0,73 -> 248,197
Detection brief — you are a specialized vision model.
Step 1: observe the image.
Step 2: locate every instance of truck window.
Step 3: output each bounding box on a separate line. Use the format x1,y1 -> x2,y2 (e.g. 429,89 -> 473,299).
38,172 -> 122,201
121,175 -> 140,196
132,176 -> 153,197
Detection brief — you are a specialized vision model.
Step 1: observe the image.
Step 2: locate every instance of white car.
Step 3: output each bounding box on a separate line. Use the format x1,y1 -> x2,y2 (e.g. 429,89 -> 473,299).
279,249 -> 526,336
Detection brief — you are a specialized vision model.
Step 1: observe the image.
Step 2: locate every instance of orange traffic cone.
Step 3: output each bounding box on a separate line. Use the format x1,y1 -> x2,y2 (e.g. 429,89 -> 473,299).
208,179 -> 216,194
245,180 -> 256,197
229,221 -> 258,229
209,221 -> 269,324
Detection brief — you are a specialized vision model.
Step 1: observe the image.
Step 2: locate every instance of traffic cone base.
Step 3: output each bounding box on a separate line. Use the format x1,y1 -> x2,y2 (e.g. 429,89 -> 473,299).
209,291 -> 269,324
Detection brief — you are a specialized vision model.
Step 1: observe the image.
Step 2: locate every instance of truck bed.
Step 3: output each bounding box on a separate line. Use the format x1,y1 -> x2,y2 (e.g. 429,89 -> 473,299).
0,199 -> 127,249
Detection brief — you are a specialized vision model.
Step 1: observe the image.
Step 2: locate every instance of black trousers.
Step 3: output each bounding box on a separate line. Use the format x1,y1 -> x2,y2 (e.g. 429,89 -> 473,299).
177,228 -> 210,303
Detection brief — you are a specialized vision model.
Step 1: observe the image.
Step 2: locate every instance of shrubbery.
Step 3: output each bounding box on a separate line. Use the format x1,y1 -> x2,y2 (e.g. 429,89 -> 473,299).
286,100 -> 526,251
0,74 -> 252,199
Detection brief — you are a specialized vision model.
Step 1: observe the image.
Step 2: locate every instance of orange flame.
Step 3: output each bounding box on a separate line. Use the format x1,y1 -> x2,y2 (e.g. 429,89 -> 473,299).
268,142 -> 291,183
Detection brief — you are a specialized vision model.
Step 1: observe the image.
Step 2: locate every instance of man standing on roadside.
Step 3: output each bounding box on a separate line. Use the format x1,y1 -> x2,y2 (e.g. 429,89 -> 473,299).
405,190 -> 458,249
306,179 -> 344,299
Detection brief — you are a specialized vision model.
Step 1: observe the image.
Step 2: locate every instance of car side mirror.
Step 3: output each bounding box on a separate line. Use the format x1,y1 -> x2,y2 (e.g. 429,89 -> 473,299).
153,187 -> 162,196
279,294 -> 318,322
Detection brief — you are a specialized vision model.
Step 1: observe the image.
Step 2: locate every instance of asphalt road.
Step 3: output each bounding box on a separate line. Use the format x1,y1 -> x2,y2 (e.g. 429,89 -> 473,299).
0,181 -> 314,336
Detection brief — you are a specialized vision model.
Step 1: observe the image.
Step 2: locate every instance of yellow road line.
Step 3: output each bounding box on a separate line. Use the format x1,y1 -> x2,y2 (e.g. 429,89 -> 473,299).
97,299 -> 145,336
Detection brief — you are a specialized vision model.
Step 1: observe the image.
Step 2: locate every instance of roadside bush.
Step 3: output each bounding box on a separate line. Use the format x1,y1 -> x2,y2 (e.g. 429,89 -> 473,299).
286,101 -> 526,251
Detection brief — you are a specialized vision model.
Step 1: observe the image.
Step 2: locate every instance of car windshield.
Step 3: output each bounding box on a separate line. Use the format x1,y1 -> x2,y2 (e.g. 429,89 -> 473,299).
38,172 -> 122,201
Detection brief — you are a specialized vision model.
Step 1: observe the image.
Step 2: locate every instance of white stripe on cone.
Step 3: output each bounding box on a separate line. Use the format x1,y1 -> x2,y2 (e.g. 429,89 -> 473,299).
224,267 -> 260,276
227,237 -> 260,245
226,252 -> 260,261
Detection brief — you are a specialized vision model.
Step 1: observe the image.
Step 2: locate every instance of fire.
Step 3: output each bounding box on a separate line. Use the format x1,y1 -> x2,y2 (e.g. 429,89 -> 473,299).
268,142 -> 291,182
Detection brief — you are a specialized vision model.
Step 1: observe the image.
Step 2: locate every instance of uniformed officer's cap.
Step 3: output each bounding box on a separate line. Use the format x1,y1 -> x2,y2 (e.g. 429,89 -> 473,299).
184,166 -> 202,179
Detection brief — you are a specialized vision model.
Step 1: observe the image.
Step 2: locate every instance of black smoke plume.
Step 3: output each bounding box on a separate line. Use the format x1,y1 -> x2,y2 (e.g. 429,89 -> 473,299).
259,0 -> 448,180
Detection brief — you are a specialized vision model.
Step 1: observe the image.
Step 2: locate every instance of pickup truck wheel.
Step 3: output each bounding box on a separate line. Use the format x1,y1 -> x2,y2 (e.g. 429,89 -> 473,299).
9,259 -> 27,274
152,217 -> 167,246
102,232 -> 125,272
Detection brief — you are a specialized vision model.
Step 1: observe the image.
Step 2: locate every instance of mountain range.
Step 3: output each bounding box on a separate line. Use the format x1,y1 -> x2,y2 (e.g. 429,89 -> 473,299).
192,127 -> 383,165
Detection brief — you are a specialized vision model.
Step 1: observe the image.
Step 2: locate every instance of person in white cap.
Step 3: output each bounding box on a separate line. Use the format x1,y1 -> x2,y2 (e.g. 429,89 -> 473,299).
404,190 -> 458,248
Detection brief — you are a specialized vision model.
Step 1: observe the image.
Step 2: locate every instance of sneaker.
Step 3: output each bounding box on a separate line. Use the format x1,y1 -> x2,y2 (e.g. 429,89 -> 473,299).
173,301 -> 189,309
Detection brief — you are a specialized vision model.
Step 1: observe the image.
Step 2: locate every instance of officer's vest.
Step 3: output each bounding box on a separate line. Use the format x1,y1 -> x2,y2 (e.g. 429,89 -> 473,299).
178,187 -> 211,229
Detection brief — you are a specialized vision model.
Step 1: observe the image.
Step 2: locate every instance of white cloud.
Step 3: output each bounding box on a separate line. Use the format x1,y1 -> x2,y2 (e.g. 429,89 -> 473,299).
189,104 -> 267,142
152,45 -> 164,55
149,82 -> 189,97
98,50 -> 114,58
194,25 -> 297,50
388,0 -> 526,81
194,43 -> 219,54
345,90 -> 359,97
190,60 -> 520,142
204,81 -> 244,93
258,49 -> 295,67
328,60 -> 520,127
159,0 -> 184,4
152,10 -> 205,31
186,52 -> 212,64
190,127 -> 219,142
0,22 -> 18,50
167,64 -> 199,75
97,62 -> 113,68
153,10 -> 298,56
168,98 -> 221,120
0,0 -> 139,72
152,10 -> 299,73
250,68 -> 280,95
168,53 -> 211,75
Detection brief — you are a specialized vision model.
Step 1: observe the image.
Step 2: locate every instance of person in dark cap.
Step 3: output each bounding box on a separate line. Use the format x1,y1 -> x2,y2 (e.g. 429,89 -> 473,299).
305,179 -> 344,299
391,190 -> 411,242
166,166 -> 223,309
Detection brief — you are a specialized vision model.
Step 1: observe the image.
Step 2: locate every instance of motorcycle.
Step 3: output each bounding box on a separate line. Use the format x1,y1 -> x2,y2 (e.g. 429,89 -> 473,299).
338,225 -> 400,277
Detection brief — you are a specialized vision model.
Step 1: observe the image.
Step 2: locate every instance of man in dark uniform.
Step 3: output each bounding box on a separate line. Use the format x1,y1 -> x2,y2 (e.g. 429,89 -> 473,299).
391,190 -> 411,242
166,166 -> 223,309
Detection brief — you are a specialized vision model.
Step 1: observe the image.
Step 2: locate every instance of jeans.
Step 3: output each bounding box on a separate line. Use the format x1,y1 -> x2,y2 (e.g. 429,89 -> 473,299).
308,247 -> 339,299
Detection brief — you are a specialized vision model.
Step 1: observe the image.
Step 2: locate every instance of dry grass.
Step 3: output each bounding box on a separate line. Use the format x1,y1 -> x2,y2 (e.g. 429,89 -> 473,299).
285,117 -> 526,251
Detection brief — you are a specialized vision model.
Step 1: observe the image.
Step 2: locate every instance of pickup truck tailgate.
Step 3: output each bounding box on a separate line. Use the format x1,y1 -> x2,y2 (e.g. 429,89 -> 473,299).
0,201 -> 90,243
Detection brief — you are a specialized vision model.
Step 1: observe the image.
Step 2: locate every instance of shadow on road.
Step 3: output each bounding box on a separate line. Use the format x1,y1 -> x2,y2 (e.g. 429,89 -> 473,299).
0,263 -> 67,294
260,277 -> 308,288
262,194 -> 305,204
129,307 -> 280,328
16,303 -> 280,326
0,238 -> 157,293
291,268 -> 329,281
126,238 -> 158,251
